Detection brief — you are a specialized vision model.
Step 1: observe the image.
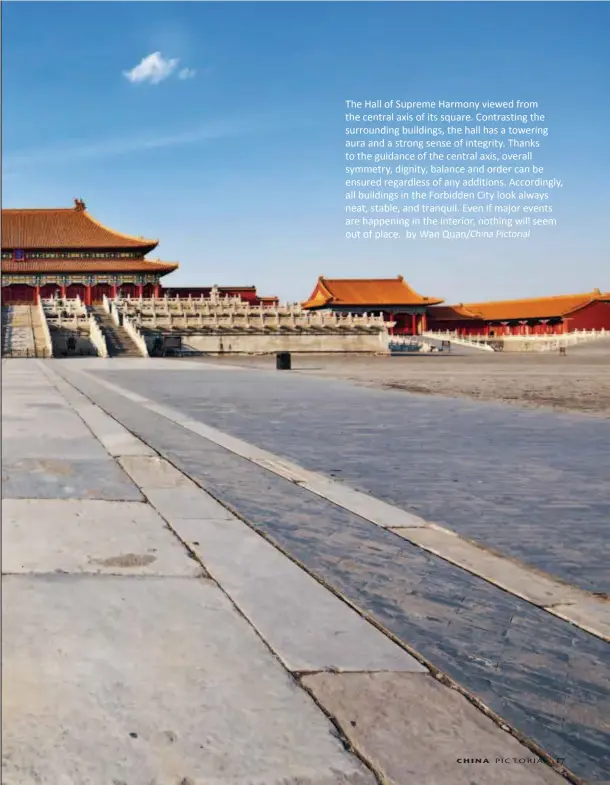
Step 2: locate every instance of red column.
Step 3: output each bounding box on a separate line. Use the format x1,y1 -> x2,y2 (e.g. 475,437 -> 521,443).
389,312 -> 394,335
411,313 -> 416,335
421,312 -> 427,332
85,285 -> 92,306
112,284 -> 118,298
154,284 -> 160,298
137,284 -> 144,299
60,285 -> 67,298
35,285 -> 41,302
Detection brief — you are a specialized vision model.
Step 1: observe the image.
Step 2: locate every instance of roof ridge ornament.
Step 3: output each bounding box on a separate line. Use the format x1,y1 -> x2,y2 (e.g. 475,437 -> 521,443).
74,198 -> 86,211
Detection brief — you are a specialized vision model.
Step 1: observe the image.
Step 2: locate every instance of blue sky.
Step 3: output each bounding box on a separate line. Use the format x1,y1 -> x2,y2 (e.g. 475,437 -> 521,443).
3,1 -> 608,302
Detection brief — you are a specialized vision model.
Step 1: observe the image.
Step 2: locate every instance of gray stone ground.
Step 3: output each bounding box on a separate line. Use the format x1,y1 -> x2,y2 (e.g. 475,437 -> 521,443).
2,358 -> 608,785
90,363 -> 610,594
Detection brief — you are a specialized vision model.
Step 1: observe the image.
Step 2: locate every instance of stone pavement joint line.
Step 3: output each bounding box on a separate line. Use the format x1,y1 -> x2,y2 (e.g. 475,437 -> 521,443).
70,365 -> 610,644
20,360 -> 578,785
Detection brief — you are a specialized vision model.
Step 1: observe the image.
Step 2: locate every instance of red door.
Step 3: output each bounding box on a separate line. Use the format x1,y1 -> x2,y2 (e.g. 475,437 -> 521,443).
66,284 -> 86,301
143,283 -> 156,298
91,283 -> 112,303
2,284 -> 36,304
40,284 -> 61,300
119,283 -> 138,298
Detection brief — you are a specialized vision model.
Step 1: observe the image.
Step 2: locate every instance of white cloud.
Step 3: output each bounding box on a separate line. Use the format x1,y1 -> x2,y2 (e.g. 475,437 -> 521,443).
123,52 -> 179,85
178,67 -> 196,80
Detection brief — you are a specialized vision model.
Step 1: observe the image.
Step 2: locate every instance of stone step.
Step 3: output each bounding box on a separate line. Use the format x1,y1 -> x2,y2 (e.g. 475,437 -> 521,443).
89,307 -> 142,358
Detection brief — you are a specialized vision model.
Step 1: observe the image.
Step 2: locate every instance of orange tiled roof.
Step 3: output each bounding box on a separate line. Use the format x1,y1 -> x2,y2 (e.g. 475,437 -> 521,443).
425,304 -> 481,322
1,202 -> 158,251
1,258 -> 178,274
429,290 -> 610,322
302,276 -> 444,309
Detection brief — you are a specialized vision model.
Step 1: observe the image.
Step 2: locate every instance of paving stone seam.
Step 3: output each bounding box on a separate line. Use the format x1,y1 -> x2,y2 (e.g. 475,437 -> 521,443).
0,572 -> 206,581
66,365 -> 610,645
44,365 -> 583,785
294,676 -> 388,785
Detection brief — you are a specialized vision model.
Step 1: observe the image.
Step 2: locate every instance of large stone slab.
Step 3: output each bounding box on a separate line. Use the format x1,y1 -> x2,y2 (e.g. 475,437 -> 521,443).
72,402 -> 156,457
1,458 -> 144,501
118,455 -> 196,488
171,515 -> 424,673
3,575 -> 375,785
1,431 -> 109,461
2,403 -> 108,460
39,367 -> 155,458
302,672 -> 568,785
143,485 -> 235,521
2,499 -> 201,576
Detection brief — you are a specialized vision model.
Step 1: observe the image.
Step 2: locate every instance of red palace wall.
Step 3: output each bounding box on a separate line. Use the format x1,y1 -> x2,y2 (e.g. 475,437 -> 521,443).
2,282 -> 159,305
2,285 -> 37,304
568,301 -> 610,331
427,310 -> 610,335
427,317 -> 487,334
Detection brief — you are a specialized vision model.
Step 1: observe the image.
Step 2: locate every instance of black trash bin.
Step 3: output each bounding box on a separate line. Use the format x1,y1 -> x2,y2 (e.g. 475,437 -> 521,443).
276,352 -> 291,370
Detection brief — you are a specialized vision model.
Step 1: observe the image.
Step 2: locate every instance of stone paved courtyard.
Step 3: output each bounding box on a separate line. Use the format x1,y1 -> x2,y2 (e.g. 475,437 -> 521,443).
2,357 -> 609,785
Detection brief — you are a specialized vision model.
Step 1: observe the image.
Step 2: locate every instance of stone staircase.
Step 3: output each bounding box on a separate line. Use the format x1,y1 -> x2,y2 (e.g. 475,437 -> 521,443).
2,305 -> 37,357
90,306 -> 142,357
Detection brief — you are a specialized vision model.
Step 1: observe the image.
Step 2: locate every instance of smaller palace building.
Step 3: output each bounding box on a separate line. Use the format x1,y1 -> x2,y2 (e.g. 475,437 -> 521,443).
427,290 -> 610,336
302,277 -> 610,336
2,200 -> 178,304
302,276 -> 443,334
